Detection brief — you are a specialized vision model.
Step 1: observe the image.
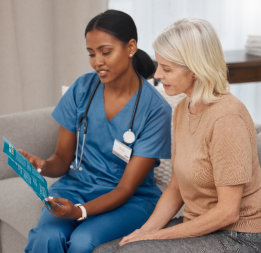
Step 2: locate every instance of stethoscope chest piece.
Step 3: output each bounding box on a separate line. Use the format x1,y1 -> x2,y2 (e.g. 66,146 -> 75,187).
72,74 -> 142,170
123,129 -> 136,144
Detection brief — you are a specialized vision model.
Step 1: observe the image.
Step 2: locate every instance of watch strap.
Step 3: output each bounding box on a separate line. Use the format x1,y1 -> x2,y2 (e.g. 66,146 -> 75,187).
75,204 -> 87,221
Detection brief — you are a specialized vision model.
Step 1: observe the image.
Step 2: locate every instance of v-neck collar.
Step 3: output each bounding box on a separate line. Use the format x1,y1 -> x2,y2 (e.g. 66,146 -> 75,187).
101,83 -> 140,123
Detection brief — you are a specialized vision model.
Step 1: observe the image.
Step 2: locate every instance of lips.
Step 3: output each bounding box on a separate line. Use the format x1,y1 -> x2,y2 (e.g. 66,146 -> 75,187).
96,69 -> 108,78
162,83 -> 171,89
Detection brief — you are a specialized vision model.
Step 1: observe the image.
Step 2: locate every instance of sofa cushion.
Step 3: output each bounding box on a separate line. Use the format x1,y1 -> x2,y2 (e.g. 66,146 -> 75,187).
0,176 -> 57,238
1,221 -> 27,253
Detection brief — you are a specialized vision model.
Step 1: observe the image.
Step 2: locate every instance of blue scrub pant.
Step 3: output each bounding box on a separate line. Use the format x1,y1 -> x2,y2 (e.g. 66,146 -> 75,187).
24,197 -> 155,253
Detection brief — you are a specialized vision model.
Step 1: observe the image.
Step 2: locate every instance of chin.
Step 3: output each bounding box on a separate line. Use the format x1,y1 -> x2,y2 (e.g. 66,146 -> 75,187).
163,89 -> 178,96
99,76 -> 112,84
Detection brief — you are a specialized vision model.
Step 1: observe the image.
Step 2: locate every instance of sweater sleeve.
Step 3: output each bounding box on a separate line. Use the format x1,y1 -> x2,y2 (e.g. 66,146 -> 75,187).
210,114 -> 252,186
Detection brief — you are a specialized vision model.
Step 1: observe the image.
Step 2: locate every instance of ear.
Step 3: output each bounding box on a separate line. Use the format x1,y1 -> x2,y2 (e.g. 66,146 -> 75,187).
192,72 -> 197,80
127,39 -> 137,58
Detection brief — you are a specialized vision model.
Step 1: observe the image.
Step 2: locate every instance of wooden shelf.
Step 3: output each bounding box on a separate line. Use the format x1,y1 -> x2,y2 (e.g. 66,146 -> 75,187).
224,50 -> 261,84
152,50 -> 261,85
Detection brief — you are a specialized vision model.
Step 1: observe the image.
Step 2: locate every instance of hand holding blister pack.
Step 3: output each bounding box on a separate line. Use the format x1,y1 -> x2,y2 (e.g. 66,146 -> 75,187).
2,137 -> 53,213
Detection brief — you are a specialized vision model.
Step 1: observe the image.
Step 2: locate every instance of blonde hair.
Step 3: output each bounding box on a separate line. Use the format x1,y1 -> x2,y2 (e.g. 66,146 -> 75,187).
153,18 -> 229,106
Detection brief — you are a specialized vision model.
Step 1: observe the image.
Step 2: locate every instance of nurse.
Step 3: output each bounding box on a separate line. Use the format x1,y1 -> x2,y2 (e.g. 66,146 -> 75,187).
22,9 -> 172,253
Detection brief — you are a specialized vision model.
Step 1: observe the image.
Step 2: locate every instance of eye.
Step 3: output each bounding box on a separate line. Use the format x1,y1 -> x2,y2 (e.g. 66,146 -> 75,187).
88,54 -> 95,57
162,68 -> 171,73
102,51 -> 111,56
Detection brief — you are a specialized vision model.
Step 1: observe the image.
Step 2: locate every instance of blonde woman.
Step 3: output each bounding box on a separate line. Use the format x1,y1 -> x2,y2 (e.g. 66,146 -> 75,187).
95,18 -> 261,253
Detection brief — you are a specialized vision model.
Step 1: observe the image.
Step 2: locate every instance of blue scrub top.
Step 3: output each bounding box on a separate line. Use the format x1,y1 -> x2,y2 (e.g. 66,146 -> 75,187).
50,72 -> 172,205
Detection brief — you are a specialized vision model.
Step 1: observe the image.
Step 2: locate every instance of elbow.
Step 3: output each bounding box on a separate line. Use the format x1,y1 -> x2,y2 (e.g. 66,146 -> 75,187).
222,209 -> 240,226
230,212 -> 240,224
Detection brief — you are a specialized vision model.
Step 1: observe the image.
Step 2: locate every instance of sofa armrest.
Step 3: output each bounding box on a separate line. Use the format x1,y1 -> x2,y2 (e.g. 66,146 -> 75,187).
0,107 -> 59,180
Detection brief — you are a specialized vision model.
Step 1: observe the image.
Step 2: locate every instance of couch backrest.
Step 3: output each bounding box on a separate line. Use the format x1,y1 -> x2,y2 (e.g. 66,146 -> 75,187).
0,107 -> 59,180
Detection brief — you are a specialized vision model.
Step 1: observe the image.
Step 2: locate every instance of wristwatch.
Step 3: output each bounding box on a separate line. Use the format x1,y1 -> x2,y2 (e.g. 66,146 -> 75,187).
74,204 -> 87,221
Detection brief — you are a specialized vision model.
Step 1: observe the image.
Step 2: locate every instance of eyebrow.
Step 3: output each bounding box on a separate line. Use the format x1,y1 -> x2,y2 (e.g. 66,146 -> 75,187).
86,45 -> 112,51
160,63 -> 172,68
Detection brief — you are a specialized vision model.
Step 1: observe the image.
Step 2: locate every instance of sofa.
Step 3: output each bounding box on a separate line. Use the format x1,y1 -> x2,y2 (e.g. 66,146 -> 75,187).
0,90 -> 261,252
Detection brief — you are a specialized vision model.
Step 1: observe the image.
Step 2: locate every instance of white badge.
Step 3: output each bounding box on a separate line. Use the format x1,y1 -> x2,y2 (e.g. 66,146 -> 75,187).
112,139 -> 132,163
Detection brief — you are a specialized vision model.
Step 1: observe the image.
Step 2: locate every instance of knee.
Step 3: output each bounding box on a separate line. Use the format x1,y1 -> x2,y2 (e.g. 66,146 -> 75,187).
25,225 -> 67,252
68,233 -> 97,253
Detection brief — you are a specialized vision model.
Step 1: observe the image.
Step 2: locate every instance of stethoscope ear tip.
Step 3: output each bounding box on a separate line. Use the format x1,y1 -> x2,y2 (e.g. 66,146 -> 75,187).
70,164 -> 83,171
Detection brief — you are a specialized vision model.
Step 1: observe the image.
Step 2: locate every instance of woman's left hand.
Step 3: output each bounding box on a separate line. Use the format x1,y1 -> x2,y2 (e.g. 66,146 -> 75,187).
119,229 -> 159,246
45,197 -> 81,220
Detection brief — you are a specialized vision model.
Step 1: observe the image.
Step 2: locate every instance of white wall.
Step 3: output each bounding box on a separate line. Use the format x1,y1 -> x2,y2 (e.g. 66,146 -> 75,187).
109,0 -> 261,123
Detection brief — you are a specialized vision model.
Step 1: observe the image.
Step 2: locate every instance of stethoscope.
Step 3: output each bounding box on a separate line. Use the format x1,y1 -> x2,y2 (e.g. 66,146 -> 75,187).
71,75 -> 142,170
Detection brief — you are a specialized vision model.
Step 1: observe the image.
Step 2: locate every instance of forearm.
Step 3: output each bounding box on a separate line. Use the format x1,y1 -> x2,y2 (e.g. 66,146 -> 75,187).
82,187 -> 133,216
42,153 -> 70,177
141,184 -> 184,231
154,204 -> 238,239
153,185 -> 243,239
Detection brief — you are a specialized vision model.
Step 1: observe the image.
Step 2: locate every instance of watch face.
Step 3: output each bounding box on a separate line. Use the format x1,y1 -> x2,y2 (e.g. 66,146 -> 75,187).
123,130 -> 135,144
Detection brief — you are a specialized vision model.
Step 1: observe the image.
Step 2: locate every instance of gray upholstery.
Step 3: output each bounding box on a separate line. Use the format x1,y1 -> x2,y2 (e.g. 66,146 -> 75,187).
0,107 -> 58,180
0,107 -> 59,253
0,105 -> 260,253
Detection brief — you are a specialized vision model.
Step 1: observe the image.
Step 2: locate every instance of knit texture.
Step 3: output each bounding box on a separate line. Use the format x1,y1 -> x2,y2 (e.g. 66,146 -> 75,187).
173,93 -> 261,233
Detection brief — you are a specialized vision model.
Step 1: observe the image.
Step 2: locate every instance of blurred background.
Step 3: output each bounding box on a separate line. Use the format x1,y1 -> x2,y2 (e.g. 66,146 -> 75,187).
0,0 -> 260,123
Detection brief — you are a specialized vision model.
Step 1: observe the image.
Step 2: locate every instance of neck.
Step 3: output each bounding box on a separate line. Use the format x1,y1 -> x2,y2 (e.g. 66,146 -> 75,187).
104,69 -> 140,97
188,100 -> 207,115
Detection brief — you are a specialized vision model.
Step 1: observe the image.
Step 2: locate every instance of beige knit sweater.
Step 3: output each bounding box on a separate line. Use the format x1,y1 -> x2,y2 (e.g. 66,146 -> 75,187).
173,93 -> 261,233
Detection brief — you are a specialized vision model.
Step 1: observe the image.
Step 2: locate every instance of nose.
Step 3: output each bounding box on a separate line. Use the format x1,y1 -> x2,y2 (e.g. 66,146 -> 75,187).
154,66 -> 162,80
93,54 -> 104,68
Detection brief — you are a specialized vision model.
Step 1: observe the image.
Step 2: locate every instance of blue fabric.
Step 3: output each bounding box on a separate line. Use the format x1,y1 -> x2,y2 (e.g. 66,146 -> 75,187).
51,72 -> 171,202
25,72 -> 172,252
25,193 -> 155,253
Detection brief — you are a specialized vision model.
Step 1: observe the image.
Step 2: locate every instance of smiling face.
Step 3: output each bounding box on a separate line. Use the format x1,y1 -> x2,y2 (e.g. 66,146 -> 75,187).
86,29 -> 135,85
154,53 -> 195,97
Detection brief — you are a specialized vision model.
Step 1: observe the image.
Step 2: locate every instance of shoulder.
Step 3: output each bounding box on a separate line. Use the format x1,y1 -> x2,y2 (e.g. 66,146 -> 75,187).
207,93 -> 255,135
65,72 -> 99,105
70,72 -> 99,94
209,93 -> 252,121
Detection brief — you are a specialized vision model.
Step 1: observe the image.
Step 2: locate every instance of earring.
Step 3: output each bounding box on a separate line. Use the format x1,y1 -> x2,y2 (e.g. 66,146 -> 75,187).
129,54 -> 133,57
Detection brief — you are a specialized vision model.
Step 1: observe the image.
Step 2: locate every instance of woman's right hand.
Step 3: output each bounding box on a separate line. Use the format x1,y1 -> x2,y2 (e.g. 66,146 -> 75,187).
119,229 -> 147,246
18,149 -> 47,173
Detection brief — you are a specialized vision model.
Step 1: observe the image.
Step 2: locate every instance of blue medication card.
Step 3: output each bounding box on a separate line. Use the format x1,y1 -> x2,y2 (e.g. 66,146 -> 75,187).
2,137 -> 53,212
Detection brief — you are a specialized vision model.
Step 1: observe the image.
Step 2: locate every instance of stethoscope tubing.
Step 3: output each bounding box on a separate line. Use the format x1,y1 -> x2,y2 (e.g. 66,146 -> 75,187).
73,74 -> 142,170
